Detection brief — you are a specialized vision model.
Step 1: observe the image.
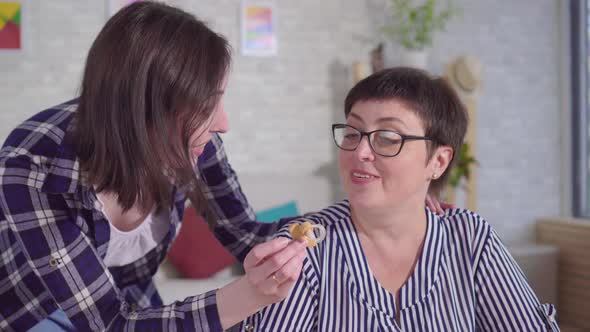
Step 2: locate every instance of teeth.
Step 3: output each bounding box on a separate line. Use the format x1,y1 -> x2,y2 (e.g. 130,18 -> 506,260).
353,172 -> 372,179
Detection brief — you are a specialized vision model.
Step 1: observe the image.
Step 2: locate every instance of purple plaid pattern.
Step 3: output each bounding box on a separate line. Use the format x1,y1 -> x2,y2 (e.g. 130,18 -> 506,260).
0,100 -> 285,331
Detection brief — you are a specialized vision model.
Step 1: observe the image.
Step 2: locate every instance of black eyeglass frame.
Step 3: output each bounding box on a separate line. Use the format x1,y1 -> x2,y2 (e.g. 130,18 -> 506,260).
331,123 -> 435,157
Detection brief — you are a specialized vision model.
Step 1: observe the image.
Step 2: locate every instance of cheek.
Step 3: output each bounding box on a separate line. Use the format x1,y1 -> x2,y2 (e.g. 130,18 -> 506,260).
187,131 -> 212,160
338,151 -> 346,167
382,155 -> 428,190
192,135 -> 211,149
338,151 -> 352,175
189,125 -> 209,144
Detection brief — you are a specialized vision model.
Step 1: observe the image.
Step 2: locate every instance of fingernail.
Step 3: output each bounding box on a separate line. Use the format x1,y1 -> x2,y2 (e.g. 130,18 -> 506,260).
277,237 -> 289,246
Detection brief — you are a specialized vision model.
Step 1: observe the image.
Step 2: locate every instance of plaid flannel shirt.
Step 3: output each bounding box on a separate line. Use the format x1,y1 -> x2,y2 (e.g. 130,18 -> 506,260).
0,100 -> 284,331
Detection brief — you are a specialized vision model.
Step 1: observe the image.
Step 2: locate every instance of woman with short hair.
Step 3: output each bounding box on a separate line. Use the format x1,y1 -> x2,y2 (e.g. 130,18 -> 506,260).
241,67 -> 560,332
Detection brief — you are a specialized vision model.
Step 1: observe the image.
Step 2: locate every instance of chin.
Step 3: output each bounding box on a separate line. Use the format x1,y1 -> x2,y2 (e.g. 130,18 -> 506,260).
346,190 -> 381,209
191,147 -> 205,157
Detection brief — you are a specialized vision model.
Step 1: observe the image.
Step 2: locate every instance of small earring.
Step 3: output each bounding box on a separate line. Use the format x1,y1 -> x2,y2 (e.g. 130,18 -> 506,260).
432,173 -> 438,180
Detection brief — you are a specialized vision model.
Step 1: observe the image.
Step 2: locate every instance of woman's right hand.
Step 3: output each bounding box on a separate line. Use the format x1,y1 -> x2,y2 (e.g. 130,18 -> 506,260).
242,237 -> 307,305
216,237 -> 307,329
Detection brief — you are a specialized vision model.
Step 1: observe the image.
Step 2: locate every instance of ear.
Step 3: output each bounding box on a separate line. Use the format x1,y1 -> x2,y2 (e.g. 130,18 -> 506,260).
429,145 -> 454,179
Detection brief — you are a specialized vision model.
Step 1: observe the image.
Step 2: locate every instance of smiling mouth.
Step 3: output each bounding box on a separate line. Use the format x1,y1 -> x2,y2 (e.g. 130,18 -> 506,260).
352,172 -> 379,179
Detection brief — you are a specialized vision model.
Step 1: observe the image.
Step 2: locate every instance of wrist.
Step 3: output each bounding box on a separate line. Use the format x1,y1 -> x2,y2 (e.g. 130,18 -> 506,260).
216,276 -> 269,329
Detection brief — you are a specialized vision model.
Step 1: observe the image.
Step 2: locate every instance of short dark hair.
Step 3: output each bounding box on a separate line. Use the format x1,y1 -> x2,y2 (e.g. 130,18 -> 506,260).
73,1 -> 231,211
344,67 -> 468,194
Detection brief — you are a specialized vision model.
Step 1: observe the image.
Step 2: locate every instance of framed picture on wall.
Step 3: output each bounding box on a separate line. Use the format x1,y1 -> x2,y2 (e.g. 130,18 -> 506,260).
0,1 -> 24,52
107,0 -> 143,18
240,0 -> 277,56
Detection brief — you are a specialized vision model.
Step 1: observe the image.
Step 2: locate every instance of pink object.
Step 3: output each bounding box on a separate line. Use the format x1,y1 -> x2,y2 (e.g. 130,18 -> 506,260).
167,207 -> 237,278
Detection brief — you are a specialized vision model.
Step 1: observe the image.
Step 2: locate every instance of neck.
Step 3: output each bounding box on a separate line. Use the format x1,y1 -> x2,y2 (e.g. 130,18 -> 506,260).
350,198 -> 427,246
96,191 -> 153,232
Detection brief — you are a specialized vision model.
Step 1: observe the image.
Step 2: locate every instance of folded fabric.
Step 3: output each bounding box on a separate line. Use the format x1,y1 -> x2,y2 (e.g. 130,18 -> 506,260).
167,201 -> 300,278
255,201 -> 299,223
167,206 -> 237,279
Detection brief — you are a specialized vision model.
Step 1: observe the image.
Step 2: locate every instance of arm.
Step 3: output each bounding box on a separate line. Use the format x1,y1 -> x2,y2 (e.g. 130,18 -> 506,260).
197,134 -> 295,262
474,228 -> 559,332
1,156 -> 304,331
218,238 -> 307,329
0,156 -> 225,331
240,257 -> 319,332
239,218 -> 322,332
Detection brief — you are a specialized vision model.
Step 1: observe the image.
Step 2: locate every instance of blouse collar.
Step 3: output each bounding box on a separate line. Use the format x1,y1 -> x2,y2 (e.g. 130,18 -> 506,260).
336,201 -> 446,311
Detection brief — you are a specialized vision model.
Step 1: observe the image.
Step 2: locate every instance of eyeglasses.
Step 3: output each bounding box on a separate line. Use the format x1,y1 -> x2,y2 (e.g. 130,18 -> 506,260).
332,124 -> 434,157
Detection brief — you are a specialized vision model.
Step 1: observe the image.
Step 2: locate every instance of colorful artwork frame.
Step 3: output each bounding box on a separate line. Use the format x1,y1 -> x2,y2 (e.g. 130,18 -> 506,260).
0,1 -> 23,51
241,1 -> 277,56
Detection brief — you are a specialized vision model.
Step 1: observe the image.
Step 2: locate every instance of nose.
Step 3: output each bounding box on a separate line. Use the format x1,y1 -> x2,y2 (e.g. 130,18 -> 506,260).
355,136 -> 375,161
211,107 -> 229,134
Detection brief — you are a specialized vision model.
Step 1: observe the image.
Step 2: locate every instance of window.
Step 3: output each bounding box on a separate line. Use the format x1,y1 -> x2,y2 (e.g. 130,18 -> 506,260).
572,0 -> 590,217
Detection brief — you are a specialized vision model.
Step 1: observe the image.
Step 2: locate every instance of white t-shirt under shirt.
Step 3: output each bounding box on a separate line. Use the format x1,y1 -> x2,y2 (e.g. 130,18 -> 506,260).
95,196 -> 170,267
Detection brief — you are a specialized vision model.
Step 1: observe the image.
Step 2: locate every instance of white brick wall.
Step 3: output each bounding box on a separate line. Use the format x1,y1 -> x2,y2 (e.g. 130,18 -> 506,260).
430,0 -> 563,244
0,0 -> 564,244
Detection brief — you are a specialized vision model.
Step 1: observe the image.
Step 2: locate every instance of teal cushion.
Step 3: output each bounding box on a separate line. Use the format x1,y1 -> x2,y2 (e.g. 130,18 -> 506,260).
255,201 -> 299,223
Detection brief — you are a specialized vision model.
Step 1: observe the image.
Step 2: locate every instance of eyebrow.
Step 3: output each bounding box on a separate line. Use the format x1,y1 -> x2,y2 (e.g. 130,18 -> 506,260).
348,112 -> 408,128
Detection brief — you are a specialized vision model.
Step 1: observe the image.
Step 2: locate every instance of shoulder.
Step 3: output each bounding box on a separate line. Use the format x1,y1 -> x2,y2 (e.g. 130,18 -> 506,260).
0,100 -> 78,189
438,208 -> 493,258
2,99 -> 77,152
266,202 -> 352,291
275,201 -> 351,253
440,208 -> 491,236
302,200 -> 351,228
1,100 -> 77,161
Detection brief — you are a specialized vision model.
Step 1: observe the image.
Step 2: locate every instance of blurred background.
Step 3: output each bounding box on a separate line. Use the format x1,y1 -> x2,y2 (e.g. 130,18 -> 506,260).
0,0 -> 587,330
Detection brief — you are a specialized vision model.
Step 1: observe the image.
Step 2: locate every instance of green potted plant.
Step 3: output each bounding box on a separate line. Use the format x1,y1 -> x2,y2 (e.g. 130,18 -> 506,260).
448,142 -> 477,188
382,0 -> 459,68
442,142 -> 478,204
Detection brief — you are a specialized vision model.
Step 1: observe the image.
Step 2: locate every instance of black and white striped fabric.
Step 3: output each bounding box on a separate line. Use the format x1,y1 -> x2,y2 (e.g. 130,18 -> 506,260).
241,201 -> 560,331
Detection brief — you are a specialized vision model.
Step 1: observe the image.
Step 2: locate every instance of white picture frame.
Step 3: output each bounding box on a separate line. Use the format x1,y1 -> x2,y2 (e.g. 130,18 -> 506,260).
0,0 -> 27,53
240,0 -> 277,57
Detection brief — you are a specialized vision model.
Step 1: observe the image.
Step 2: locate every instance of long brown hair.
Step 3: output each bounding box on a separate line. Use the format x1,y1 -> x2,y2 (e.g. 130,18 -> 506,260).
73,1 -> 231,213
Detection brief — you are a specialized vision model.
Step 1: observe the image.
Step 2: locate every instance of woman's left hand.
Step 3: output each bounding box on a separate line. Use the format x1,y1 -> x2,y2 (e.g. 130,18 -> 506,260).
216,237 -> 307,329
242,237 -> 307,305
426,194 -> 454,215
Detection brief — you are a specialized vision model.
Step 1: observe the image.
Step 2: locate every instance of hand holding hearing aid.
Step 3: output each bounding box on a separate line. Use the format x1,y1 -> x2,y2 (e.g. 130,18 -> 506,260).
288,221 -> 326,248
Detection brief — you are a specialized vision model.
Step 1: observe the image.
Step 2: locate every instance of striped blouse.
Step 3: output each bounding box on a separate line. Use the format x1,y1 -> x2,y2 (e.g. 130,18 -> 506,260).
241,201 -> 560,331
